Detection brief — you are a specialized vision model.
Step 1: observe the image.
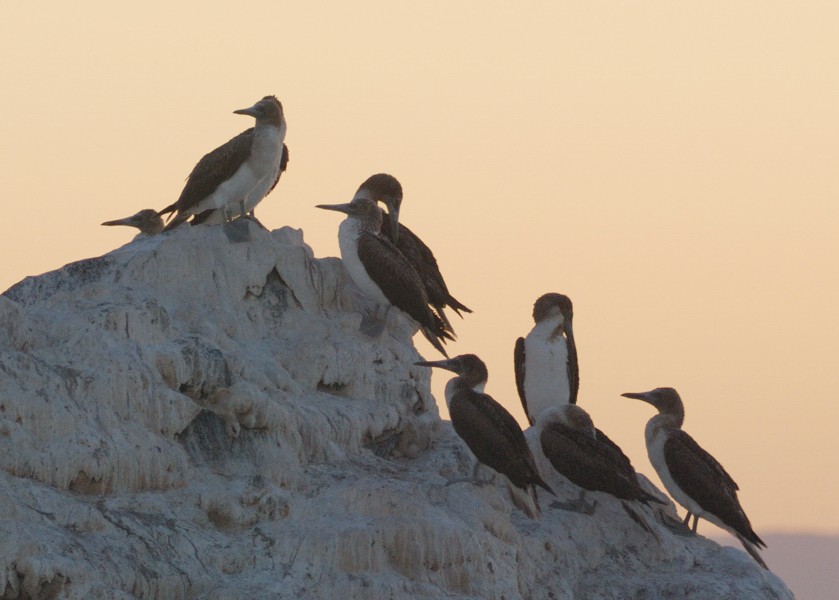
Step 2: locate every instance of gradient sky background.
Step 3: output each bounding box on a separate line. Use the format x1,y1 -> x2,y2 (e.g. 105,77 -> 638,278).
2,2 -> 837,541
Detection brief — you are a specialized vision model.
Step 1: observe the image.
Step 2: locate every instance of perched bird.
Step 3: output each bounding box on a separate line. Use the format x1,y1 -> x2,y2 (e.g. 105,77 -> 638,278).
415,354 -> 554,519
514,293 -> 579,424
158,96 -> 287,231
101,209 -> 164,236
622,387 -> 768,569
536,405 -> 665,513
191,143 -> 289,227
355,174 -> 471,334
316,195 -> 452,356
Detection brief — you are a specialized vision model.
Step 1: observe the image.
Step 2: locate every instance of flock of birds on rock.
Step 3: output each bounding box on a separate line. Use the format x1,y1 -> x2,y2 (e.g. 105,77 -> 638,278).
101,95 -> 768,570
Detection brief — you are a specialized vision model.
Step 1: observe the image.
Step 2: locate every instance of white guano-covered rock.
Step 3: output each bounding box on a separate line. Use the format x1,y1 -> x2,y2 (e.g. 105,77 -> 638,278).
0,221 -> 792,599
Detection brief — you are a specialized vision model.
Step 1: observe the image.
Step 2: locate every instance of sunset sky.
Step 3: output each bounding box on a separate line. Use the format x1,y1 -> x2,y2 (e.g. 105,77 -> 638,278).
2,2 -> 837,538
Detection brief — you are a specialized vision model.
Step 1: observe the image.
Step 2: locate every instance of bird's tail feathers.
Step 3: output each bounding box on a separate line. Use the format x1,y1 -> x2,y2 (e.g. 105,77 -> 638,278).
420,326 -> 449,358
734,532 -> 769,570
505,480 -> 541,520
446,295 -> 472,316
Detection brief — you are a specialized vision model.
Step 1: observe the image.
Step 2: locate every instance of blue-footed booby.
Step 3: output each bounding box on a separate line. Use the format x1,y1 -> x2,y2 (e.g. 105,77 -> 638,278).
191,143 -> 289,227
536,405 -> 665,513
515,293 -> 578,425
415,354 -> 554,519
101,209 -> 164,236
354,174 -> 471,335
158,96 -> 287,231
316,196 -> 452,356
622,387 -> 768,569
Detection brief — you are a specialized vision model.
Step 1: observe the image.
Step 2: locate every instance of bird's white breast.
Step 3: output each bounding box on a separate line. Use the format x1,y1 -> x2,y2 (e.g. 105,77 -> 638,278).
338,219 -> 390,306
242,124 -> 284,212
523,318 -> 570,422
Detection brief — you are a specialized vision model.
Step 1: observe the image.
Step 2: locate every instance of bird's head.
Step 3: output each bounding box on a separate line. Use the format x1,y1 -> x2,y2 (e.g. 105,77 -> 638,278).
234,95 -> 284,127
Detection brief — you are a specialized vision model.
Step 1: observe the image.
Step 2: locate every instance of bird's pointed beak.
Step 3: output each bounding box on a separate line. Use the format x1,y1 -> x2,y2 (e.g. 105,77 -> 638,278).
101,216 -> 136,228
414,358 -> 458,373
621,391 -> 653,403
316,202 -> 354,215
385,204 -> 400,242
233,103 -> 260,118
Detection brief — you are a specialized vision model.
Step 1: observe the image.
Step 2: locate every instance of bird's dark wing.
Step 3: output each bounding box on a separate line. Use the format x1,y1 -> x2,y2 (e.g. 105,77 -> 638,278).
514,337 -> 533,425
594,427 -> 635,479
381,216 -> 471,317
565,329 -> 580,405
159,128 -> 254,218
451,389 -> 551,493
357,232 -> 450,354
267,143 -> 289,195
664,431 -> 763,546
542,423 -> 661,503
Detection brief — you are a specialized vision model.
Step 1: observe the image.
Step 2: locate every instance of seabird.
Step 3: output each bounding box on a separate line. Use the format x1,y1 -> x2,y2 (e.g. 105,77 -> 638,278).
355,174 -> 471,334
415,354 -> 554,519
191,143 -> 289,227
536,405 -> 665,514
158,95 -> 287,230
622,387 -> 768,569
316,195 -> 452,356
514,293 -> 579,425
101,209 -> 164,236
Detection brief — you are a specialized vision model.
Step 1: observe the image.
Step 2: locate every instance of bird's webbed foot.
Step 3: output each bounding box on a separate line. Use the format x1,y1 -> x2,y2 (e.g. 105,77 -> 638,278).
550,490 -> 597,515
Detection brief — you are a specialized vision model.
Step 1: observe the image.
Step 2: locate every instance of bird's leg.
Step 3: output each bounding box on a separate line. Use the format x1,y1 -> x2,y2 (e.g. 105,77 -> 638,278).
690,513 -> 699,534
549,488 -> 597,515
659,511 -> 693,536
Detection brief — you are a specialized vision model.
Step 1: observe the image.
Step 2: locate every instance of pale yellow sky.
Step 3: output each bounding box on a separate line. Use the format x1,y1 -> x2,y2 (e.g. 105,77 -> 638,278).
2,2 -> 838,534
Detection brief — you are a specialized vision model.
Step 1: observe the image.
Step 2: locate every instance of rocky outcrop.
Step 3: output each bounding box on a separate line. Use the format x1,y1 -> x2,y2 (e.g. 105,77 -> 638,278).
0,221 -> 792,599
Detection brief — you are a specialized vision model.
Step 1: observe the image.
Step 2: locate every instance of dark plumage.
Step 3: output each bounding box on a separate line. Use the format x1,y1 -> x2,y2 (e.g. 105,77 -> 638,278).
358,174 -> 471,334
415,354 -> 553,518
191,142 -> 289,226
158,96 -> 286,230
538,406 -> 664,505
623,387 -> 768,569
316,196 -> 452,356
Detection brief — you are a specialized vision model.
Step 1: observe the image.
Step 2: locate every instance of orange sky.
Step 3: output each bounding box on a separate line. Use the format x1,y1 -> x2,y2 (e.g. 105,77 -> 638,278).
2,2 -> 838,534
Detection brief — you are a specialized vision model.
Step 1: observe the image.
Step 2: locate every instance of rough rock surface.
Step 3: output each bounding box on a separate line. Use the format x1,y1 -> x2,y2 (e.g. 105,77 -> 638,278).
0,221 -> 792,599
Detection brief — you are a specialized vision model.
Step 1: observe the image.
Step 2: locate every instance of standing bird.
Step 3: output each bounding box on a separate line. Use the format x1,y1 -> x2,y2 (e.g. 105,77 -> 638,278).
101,209 -> 164,236
158,96 -> 287,231
316,196 -> 452,356
514,293 -> 579,424
536,405 -> 665,514
622,387 -> 768,569
415,354 -> 554,519
191,143 -> 289,227
355,174 -> 471,335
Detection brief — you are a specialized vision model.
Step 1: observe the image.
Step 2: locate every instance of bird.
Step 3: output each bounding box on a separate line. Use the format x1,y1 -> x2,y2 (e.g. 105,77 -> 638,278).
191,143 -> 289,227
415,354 -> 554,519
316,195 -> 452,356
514,293 -> 579,425
101,209 -> 164,236
354,174 -> 471,335
536,405 -> 665,514
622,387 -> 768,569
158,95 -> 287,231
